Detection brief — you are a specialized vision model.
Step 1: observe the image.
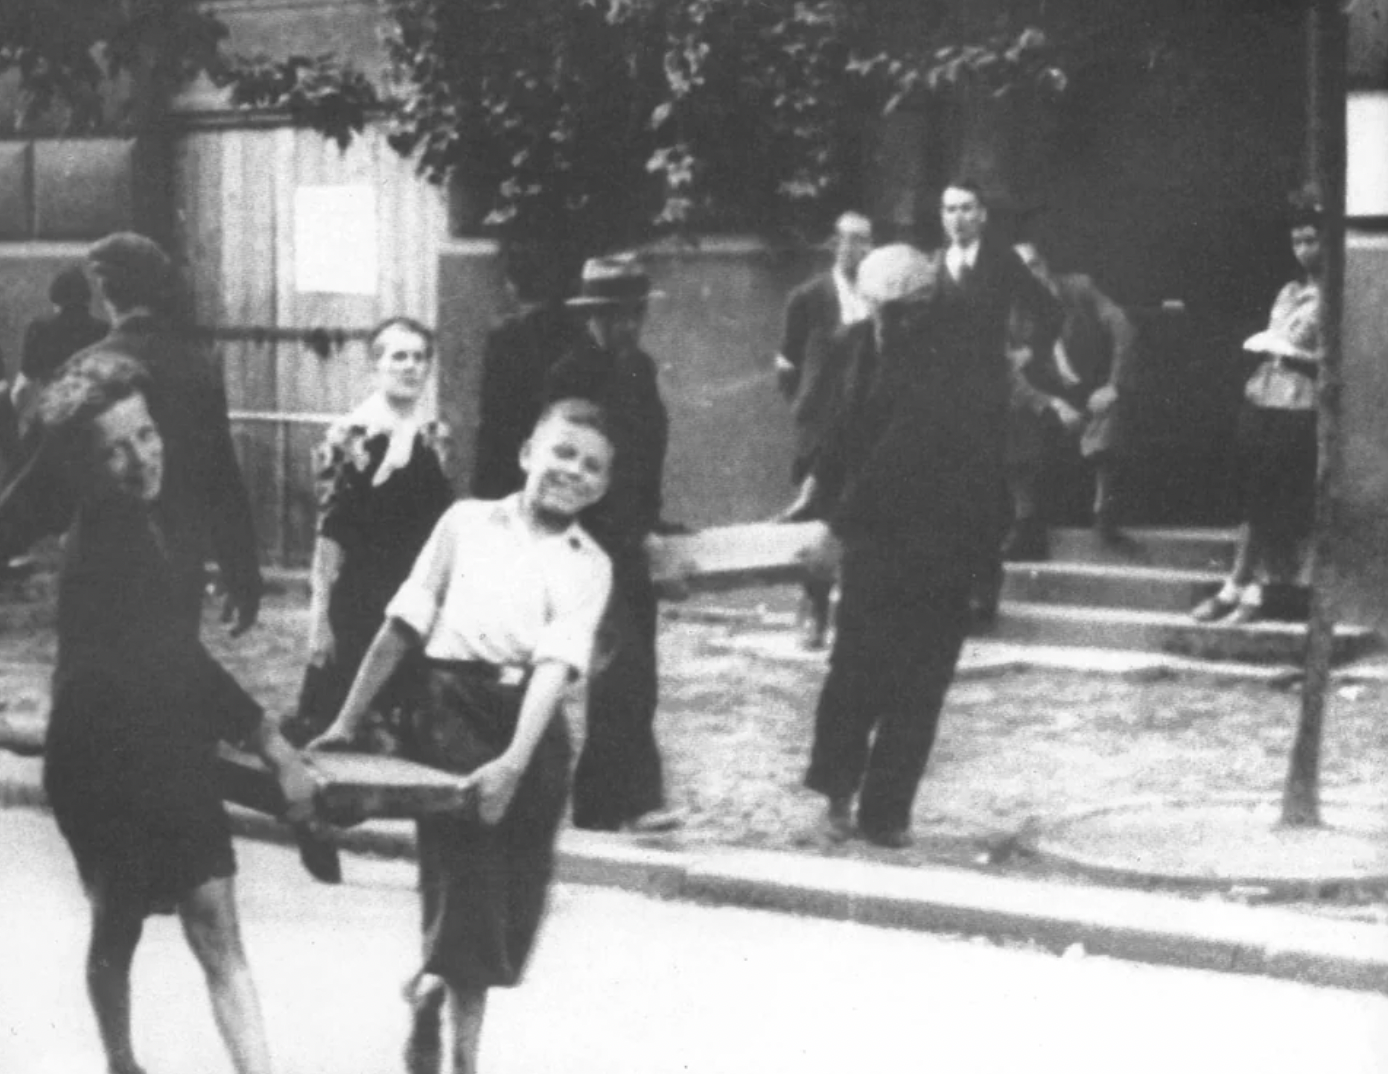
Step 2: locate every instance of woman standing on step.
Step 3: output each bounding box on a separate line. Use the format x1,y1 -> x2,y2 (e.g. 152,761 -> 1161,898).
1192,193 -> 1324,625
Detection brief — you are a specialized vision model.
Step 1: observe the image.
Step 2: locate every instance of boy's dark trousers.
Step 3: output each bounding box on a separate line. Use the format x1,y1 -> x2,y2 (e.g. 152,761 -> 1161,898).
572,546 -> 664,830
805,540 -> 973,837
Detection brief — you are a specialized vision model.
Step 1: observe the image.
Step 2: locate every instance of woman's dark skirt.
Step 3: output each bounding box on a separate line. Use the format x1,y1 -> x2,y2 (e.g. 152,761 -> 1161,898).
1234,404 -> 1317,537
402,662 -> 571,991
43,647 -> 261,917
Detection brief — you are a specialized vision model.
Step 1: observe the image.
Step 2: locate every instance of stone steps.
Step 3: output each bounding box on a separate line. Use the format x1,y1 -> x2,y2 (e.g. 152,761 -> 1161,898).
990,601 -> 1378,665
1001,561 -> 1224,615
1045,527 -> 1238,572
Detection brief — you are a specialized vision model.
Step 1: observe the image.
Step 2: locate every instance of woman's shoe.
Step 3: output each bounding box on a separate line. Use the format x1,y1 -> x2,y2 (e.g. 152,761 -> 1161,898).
1222,601 -> 1262,625
1191,595 -> 1238,622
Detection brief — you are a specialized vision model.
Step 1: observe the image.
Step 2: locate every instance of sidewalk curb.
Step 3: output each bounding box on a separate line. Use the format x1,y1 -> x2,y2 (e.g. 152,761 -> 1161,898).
6,774 -> 1386,995
231,802 -> 1388,996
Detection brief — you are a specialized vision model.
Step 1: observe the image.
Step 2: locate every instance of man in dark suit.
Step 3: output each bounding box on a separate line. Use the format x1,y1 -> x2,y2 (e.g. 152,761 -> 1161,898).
932,180 -> 1063,625
0,233 -> 262,635
1002,240 -> 1138,559
774,210 -> 873,647
543,254 -> 681,834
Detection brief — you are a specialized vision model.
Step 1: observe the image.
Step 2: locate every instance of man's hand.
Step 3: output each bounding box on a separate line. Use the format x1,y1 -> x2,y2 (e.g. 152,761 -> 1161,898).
275,756 -> 319,827
470,755 -> 526,825
1050,399 -> 1085,434
221,587 -> 260,637
1087,384 -> 1118,416
305,722 -> 359,753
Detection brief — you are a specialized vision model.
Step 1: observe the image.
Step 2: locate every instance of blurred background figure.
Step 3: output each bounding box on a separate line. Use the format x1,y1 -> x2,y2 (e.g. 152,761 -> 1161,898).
471,239 -> 584,500
1002,240 -> 1138,561
13,265 -> 108,438
774,210 -> 874,648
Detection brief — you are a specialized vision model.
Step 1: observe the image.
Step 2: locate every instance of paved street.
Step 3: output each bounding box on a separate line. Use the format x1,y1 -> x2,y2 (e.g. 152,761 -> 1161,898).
2,808 -> 1386,1074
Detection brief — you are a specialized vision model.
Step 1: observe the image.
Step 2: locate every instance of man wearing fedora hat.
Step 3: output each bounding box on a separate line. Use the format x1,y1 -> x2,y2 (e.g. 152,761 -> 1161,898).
542,253 -> 682,833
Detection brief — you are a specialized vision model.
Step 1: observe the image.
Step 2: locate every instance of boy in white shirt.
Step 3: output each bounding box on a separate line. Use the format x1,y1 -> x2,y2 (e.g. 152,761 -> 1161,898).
311,398 -> 614,1074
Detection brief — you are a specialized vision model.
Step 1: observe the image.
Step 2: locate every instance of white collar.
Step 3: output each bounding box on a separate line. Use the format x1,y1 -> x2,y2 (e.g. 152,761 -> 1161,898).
496,493 -> 587,549
832,266 -> 871,326
948,242 -> 980,270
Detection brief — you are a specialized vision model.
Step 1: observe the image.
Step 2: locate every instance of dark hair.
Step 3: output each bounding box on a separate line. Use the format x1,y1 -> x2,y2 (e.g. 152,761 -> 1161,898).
49,266 -> 92,310
369,316 -> 435,359
87,233 -> 173,312
943,177 -> 986,206
37,351 -> 152,473
534,396 -> 614,446
1287,187 -> 1324,232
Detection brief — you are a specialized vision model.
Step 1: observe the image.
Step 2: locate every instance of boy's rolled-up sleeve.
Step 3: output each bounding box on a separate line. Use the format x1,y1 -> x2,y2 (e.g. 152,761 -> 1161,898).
386,504 -> 461,640
533,555 -> 613,676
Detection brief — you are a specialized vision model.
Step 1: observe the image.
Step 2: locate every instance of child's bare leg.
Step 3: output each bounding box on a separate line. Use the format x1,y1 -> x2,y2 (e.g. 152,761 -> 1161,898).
178,876 -> 272,1074
404,974 -> 447,1074
447,984 -> 488,1074
86,882 -> 146,1074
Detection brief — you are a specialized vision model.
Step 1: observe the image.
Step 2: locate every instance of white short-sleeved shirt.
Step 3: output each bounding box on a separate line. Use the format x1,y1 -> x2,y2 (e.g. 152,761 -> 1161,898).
386,496 -> 612,676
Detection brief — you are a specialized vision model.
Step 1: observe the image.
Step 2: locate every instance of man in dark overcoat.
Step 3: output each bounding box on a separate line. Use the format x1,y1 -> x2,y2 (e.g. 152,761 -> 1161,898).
804,184 -> 1057,849
543,254 -> 680,833
0,233 -> 262,634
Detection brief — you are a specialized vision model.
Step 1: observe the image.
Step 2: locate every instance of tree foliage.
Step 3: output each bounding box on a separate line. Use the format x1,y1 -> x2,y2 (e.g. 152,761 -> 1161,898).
0,0 -> 379,145
380,0 -> 1069,247
2,0 -> 1072,245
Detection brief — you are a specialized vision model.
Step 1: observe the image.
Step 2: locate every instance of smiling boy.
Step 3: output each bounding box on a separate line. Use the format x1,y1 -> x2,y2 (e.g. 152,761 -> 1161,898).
310,397 -> 614,1074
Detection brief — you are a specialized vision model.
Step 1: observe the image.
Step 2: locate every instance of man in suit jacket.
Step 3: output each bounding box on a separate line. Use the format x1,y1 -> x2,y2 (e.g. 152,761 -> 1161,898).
1002,240 -> 1138,560
774,211 -> 873,647
931,180 -> 1062,625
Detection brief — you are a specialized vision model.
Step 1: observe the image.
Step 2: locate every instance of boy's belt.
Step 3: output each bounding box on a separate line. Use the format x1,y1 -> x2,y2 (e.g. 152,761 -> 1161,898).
432,659 -> 528,687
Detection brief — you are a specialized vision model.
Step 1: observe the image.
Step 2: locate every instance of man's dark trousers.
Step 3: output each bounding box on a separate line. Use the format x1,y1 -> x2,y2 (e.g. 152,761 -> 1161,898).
805,540 -> 973,837
571,546 -> 664,831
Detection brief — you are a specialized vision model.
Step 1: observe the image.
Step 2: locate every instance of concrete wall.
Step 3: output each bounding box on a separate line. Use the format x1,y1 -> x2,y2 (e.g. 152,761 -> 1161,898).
437,239 -> 822,528
1333,234 -> 1388,628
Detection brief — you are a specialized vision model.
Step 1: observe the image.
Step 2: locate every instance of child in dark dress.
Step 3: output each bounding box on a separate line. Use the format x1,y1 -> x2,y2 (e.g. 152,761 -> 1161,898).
310,398 -> 614,1074
32,352 -> 315,1074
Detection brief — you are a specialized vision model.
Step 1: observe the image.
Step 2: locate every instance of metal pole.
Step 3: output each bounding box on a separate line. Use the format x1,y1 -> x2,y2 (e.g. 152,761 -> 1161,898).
1281,0 -> 1347,828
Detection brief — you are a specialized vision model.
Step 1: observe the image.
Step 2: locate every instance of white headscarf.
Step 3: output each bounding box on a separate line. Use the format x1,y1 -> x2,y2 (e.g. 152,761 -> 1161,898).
341,391 -> 424,486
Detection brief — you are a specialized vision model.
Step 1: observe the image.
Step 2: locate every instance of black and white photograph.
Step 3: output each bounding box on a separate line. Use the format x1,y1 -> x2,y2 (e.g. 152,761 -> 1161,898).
1,2 -> 1388,1072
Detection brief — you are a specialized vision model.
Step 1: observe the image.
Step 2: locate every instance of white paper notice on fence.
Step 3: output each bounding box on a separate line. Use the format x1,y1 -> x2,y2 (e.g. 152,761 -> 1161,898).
293,185 -> 378,294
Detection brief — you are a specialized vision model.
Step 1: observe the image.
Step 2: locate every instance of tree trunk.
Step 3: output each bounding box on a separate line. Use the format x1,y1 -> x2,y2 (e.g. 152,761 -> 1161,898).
1281,0 -> 1347,829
